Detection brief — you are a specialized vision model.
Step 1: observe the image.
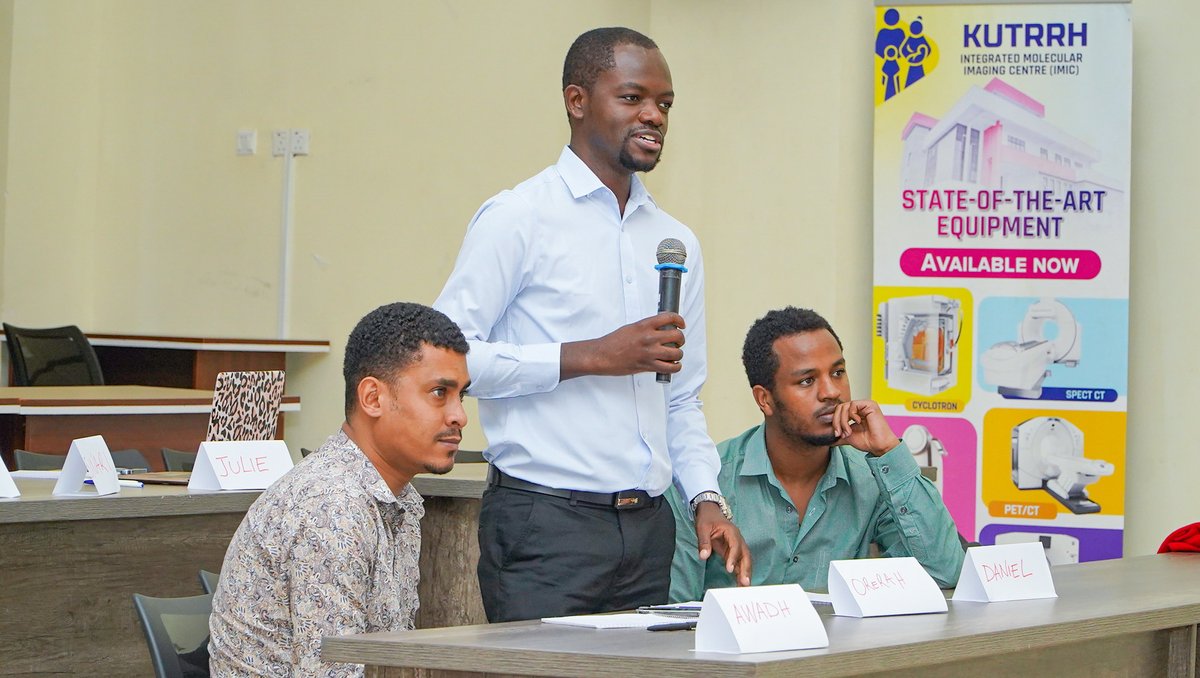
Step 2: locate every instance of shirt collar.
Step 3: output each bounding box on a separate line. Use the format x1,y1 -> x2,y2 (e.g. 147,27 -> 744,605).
739,422 -> 851,489
556,145 -> 657,213
327,429 -> 422,509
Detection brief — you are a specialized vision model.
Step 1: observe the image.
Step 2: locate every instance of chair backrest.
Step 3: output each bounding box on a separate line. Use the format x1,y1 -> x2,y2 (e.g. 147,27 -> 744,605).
198,570 -> 219,595
162,448 -> 197,472
205,371 -> 285,442
14,449 -> 65,470
110,449 -> 152,472
131,592 -> 213,678
2,323 -> 105,386
456,450 -> 487,464
299,447 -> 315,458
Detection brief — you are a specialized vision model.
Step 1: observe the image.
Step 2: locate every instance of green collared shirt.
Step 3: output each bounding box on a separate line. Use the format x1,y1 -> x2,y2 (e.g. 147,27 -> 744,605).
668,423 -> 965,601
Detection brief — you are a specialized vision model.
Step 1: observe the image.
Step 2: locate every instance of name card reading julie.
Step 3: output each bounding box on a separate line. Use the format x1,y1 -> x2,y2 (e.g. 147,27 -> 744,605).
695,584 -> 827,654
0,457 -> 19,498
953,542 -> 1057,603
828,557 -> 947,617
53,435 -> 121,496
188,440 -> 293,491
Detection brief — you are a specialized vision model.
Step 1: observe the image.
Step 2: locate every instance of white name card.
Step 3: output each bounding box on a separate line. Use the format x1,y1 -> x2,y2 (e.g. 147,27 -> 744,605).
828,557 -> 947,617
53,435 -> 120,496
695,584 -> 828,654
188,440 -> 294,491
953,542 -> 1057,603
0,457 -> 19,498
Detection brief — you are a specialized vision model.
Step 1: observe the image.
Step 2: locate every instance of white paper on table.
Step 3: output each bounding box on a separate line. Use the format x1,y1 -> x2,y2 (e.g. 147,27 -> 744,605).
540,613 -> 683,629
0,457 -> 19,498
53,435 -> 120,496
188,440 -> 293,491
953,542 -> 1057,602
827,557 -> 947,617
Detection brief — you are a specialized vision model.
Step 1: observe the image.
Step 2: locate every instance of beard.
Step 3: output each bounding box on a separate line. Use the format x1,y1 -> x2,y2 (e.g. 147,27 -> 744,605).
619,140 -> 662,172
775,397 -> 842,448
422,460 -> 455,475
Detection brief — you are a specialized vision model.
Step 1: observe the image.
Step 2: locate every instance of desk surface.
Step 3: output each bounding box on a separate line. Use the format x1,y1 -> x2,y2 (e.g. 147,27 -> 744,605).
0,385 -> 300,413
322,554 -> 1200,677
0,330 -> 330,353
0,461 -> 487,524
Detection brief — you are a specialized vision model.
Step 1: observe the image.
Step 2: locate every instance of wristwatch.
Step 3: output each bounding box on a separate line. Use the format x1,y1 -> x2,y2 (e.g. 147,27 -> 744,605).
689,491 -> 733,521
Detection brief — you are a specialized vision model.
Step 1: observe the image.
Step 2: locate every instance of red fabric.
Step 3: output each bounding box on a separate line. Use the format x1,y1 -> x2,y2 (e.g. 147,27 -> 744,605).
1158,523 -> 1200,553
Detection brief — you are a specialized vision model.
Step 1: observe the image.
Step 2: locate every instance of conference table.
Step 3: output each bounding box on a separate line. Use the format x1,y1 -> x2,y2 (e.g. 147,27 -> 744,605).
322,553 -> 1200,678
0,461 -> 487,676
0,330 -> 330,390
0,385 -> 301,471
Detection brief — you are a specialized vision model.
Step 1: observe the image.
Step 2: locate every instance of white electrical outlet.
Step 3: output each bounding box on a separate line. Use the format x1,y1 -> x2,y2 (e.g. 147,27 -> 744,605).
236,129 -> 257,156
291,128 -> 310,156
272,130 -> 290,157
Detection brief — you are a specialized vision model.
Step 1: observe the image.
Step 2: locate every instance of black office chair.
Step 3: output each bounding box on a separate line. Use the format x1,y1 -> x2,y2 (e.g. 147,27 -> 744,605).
14,449 -> 65,470
2,323 -> 105,386
456,449 -> 487,463
198,570 -> 220,595
162,448 -> 197,472
132,592 -> 213,678
299,447 -> 315,458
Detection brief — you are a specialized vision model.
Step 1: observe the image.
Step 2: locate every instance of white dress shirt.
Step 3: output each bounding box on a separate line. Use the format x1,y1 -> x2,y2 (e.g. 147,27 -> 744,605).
434,146 -> 719,500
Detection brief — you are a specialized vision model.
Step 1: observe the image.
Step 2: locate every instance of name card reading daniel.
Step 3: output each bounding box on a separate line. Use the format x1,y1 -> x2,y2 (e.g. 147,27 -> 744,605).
828,557 -> 947,617
0,457 -> 19,498
188,440 -> 293,491
53,435 -> 120,496
953,542 -> 1057,603
695,584 -> 827,654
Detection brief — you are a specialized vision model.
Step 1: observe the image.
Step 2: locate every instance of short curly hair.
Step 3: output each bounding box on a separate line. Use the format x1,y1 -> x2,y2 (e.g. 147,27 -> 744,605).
742,307 -> 843,392
343,302 -> 468,416
562,27 -> 658,92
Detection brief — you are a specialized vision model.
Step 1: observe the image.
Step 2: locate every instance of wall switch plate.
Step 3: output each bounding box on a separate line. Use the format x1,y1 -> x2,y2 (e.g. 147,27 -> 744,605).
272,129 -> 290,157
290,128 -> 310,156
236,129 -> 257,156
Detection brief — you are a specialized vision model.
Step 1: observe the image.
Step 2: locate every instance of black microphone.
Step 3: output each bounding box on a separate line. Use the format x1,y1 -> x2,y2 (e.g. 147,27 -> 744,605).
655,238 -> 688,384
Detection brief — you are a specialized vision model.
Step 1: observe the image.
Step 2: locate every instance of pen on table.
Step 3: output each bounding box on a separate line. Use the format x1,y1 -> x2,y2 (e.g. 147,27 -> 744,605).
85,479 -> 144,488
647,620 -> 698,632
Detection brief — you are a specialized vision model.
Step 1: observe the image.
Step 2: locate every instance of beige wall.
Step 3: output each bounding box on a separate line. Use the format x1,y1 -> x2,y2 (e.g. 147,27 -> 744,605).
1,1 -> 1194,557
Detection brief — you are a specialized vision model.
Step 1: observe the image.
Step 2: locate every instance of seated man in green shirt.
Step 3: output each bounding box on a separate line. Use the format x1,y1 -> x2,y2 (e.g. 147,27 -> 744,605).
668,307 -> 964,600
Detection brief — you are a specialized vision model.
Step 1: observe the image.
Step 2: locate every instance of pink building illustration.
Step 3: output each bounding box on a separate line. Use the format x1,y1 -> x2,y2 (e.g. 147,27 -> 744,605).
900,78 -> 1124,212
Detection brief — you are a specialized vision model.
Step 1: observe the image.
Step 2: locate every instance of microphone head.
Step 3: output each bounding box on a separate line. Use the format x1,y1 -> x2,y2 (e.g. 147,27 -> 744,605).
656,238 -> 687,266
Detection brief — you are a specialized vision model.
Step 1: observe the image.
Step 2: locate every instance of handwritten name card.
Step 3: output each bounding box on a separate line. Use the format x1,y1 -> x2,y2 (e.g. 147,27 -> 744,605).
828,557 -> 947,617
695,584 -> 827,654
188,440 -> 293,491
53,435 -> 120,496
953,542 -> 1057,603
0,457 -> 19,498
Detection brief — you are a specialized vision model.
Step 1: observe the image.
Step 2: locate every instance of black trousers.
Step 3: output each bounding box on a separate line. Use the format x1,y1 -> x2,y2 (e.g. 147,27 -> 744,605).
476,484 -> 677,623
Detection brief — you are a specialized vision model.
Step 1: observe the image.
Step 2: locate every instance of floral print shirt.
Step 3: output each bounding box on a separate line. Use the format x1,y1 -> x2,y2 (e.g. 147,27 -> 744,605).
209,428 -> 423,676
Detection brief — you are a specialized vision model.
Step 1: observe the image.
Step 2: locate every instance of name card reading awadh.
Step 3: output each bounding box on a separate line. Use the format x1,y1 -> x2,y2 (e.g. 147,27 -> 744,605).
53,435 -> 121,496
828,557 -> 947,617
695,584 -> 828,654
188,440 -> 294,491
0,457 -> 19,498
952,542 -> 1057,603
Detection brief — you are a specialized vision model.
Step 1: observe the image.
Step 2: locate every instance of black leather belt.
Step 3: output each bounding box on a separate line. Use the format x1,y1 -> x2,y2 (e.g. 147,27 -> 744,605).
487,466 -> 657,510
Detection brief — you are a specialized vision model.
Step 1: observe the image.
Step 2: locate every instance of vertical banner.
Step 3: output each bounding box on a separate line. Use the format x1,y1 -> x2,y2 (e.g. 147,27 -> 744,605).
872,3 -> 1131,564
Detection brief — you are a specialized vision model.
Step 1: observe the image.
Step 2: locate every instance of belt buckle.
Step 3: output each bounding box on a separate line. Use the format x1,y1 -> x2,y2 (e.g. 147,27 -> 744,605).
614,491 -> 643,509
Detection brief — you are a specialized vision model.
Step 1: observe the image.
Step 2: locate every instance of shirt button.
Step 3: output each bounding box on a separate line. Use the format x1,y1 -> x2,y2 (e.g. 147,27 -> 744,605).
786,506 -> 793,513
882,465 -> 890,474
625,275 -> 633,284
792,556 -> 799,563
899,506 -> 909,515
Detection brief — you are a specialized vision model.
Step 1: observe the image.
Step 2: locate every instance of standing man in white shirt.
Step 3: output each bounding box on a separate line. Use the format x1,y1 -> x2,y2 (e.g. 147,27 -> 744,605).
434,26 -> 750,622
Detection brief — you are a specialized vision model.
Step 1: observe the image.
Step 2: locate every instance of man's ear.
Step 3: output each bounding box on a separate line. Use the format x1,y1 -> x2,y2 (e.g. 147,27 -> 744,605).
356,376 -> 385,419
563,84 -> 587,122
752,384 -> 775,418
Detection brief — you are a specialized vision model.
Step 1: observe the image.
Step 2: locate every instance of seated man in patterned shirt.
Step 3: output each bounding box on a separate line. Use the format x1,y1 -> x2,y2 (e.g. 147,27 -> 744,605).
668,307 -> 964,601
209,302 -> 470,676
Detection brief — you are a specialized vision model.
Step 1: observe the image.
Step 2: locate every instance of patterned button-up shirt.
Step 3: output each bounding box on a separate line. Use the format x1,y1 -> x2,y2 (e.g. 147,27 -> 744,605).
209,428 -> 424,676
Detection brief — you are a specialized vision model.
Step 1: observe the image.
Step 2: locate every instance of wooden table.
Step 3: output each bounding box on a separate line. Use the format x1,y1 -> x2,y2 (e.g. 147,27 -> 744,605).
1,330 -> 329,390
323,554 -> 1200,678
0,461 -> 488,676
0,385 -> 301,471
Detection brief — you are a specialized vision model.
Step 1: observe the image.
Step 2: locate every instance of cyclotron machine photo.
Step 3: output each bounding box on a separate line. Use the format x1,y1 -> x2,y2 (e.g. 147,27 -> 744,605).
876,295 -> 962,396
